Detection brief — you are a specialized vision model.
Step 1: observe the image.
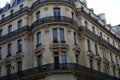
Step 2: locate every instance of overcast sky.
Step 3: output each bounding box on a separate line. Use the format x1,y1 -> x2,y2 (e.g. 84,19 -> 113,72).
0,0 -> 119,26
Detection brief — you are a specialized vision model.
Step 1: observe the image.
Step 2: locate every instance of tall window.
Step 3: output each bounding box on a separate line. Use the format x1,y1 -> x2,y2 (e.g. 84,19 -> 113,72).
89,58 -> 93,69
53,8 -> 61,17
10,9 -> 14,15
61,52 -> 67,63
17,61 -> 22,72
92,26 -> 95,33
71,12 -> 74,19
53,28 -> 58,43
85,21 -> 88,27
54,8 -> 61,21
17,39 -> 22,53
74,32 -> 77,45
1,14 -> 5,20
97,62 -> 101,71
6,64 -> 11,75
36,32 -> 42,46
0,47 -> 1,60
7,43 -> 12,57
8,25 -> 12,33
37,55 -> 42,66
19,4 -> 23,10
113,67 -> 116,77
115,56 -> 118,65
95,44 -> 99,56
100,32 -> 102,38
87,39 -> 91,51
0,29 -> 2,38
36,11 -> 40,20
18,20 -> 22,29
107,37 -> 109,43
110,53 -> 113,62
76,54 -> 79,64
60,28 -> 65,43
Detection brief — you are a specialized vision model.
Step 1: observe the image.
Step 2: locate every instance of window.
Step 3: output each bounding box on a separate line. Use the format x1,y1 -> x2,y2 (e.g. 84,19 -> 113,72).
76,54 -> 79,64
87,39 -> 91,51
71,12 -> 74,19
37,55 -> 42,66
53,8 -> 61,17
19,4 -> 23,10
113,67 -> 116,77
89,58 -> 93,69
1,14 -> 5,20
36,11 -> 40,20
95,44 -> 99,56
0,47 -> 1,60
53,28 -> 58,43
17,61 -> 22,72
85,21 -> 88,27
107,37 -> 109,43
10,9 -> 14,15
92,26 -> 95,33
6,64 -> 11,75
8,25 -> 12,33
113,41 -> 115,46
97,62 -> 101,71
7,43 -> 12,57
74,32 -> 77,45
61,52 -> 67,63
100,32 -> 102,38
17,39 -> 22,53
18,20 -> 22,29
0,29 -> 2,37
60,28 -> 65,43
36,32 -> 42,46
110,53 -> 113,62
115,56 -> 118,65
104,64 -> 109,74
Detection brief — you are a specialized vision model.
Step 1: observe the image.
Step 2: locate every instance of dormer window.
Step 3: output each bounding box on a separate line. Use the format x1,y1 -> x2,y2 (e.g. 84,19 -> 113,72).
1,14 -> 5,20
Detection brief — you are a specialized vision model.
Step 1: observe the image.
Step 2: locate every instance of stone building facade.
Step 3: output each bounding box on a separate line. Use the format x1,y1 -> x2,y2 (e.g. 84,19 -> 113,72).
0,0 -> 120,80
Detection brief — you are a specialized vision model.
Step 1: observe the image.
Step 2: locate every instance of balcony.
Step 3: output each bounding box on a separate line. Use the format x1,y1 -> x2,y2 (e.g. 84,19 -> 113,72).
0,63 -> 119,80
0,7 -> 30,24
79,26 -> 120,53
31,0 -> 75,9
0,26 -> 29,42
77,8 -> 120,42
31,16 -> 78,30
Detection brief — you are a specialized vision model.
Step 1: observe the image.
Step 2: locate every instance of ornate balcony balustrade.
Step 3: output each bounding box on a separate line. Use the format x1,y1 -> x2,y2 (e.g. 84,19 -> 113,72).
0,7 -> 30,24
31,16 -> 78,29
0,63 -> 119,80
79,26 -> 120,53
31,0 -> 75,9
0,26 -> 29,42
77,8 -> 120,42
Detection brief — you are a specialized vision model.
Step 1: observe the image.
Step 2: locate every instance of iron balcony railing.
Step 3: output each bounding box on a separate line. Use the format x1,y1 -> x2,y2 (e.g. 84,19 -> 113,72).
0,63 -> 119,80
77,8 -> 120,41
31,16 -> 78,29
80,26 -> 120,53
0,7 -> 30,24
31,0 -> 75,9
0,26 -> 29,42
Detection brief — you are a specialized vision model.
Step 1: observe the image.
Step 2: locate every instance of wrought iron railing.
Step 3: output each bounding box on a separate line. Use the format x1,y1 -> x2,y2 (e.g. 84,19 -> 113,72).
0,26 -> 29,42
79,26 -> 120,53
77,8 -> 120,41
31,16 -> 78,29
0,63 -> 119,80
0,7 -> 30,24
31,0 -> 75,9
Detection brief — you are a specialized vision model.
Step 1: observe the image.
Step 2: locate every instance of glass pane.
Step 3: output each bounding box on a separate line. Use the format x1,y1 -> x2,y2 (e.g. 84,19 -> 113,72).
61,52 -> 66,63
37,55 -> 42,66
37,32 -> 42,45
53,29 -> 58,43
54,8 -> 61,17
60,29 -> 65,42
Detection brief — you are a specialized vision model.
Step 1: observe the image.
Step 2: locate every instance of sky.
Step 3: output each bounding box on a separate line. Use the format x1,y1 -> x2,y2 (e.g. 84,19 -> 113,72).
0,0 -> 119,26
